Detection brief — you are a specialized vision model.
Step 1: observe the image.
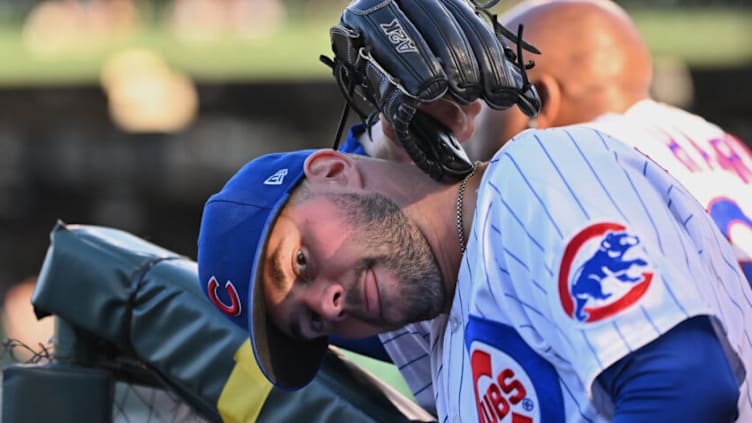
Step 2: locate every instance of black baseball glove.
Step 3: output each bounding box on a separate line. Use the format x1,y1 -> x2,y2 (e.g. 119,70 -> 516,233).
321,0 -> 541,183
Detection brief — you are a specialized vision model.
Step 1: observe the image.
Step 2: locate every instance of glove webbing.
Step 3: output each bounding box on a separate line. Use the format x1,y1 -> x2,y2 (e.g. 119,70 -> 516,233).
321,1 -> 541,151
472,2 -> 541,116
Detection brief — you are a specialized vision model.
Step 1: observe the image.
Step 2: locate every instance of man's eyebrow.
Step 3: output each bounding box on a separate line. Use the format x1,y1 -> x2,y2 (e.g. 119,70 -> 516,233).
269,243 -> 285,291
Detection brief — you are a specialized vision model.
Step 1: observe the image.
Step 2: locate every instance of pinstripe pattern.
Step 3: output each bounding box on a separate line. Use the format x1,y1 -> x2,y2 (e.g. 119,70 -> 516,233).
588,99 -> 752,272
429,125 -> 752,422
378,100 -> 752,420
378,321 -> 435,411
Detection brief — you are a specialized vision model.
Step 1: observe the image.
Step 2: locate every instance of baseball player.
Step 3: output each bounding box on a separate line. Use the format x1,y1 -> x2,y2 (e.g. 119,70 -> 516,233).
361,0 -> 752,414
197,0 -> 751,421
198,121 -> 752,422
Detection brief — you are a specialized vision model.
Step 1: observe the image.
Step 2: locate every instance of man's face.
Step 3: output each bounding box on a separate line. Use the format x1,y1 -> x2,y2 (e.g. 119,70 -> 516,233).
262,188 -> 445,341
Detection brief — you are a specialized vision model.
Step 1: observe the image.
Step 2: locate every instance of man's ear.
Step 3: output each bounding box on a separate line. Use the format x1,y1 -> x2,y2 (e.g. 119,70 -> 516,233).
304,149 -> 363,188
530,74 -> 561,129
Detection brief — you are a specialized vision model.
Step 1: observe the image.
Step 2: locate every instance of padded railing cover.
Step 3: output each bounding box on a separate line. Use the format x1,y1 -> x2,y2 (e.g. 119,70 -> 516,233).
31,222 -> 434,422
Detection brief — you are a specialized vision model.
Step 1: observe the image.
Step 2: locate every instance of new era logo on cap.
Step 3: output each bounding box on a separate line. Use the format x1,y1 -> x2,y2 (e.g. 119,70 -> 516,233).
265,169 -> 289,185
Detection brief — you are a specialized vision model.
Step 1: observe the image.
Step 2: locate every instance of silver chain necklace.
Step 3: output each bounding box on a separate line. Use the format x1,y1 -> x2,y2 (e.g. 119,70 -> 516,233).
456,162 -> 479,254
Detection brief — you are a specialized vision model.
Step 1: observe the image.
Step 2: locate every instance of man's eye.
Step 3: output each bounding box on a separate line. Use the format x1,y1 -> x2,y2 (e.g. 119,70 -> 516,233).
295,250 -> 307,273
311,311 -> 323,333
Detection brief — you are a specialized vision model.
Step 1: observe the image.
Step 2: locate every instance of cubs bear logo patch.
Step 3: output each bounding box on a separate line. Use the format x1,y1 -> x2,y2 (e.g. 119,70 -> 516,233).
558,222 -> 653,323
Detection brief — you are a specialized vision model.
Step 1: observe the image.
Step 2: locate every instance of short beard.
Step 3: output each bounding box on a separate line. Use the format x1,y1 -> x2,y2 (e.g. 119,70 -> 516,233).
329,191 -> 445,325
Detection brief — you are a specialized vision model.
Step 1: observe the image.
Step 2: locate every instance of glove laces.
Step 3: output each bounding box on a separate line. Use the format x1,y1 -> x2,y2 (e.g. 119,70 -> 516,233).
469,0 -> 540,95
320,52 -> 379,151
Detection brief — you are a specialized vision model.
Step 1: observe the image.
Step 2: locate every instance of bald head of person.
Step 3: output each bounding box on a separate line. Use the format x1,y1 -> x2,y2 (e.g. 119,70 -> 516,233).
466,0 -> 653,161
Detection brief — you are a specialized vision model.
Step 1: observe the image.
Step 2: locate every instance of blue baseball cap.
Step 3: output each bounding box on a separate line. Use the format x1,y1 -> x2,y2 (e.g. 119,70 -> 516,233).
197,149 -> 328,390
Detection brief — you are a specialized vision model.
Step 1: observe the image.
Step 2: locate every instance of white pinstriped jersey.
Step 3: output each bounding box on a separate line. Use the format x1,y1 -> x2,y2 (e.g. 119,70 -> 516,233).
379,100 -> 752,417
587,99 -> 752,278
378,320 -> 436,411
430,125 -> 751,422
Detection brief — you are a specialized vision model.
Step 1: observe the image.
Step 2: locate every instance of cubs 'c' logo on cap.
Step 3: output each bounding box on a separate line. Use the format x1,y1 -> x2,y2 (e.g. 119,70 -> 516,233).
207,276 -> 242,316
559,222 -> 652,323
466,317 -> 564,423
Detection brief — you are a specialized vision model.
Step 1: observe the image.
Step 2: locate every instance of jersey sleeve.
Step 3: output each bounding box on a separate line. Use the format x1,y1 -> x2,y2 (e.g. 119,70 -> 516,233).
598,316 -> 740,422
472,125 -> 750,404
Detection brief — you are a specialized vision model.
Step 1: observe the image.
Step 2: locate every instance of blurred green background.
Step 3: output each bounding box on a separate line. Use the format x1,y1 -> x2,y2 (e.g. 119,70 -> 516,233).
0,0 -> 748,86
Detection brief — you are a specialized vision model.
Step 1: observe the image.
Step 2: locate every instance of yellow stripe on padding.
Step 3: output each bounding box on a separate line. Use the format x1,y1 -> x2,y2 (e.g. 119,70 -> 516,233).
217,339 -> 273,423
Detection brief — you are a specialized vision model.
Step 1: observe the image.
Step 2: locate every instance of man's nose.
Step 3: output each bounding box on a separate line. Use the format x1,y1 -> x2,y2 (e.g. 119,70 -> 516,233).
313,283 -> 345,321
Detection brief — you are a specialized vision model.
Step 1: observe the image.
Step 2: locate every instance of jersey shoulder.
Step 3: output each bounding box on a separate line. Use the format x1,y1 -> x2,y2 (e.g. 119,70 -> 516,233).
494,125 -> 635,168
590,99 -> 727,142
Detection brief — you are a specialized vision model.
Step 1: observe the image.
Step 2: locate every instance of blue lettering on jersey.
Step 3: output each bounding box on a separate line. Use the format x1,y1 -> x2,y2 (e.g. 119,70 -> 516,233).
466,316 -> 564,423
708,197 -> 752,285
